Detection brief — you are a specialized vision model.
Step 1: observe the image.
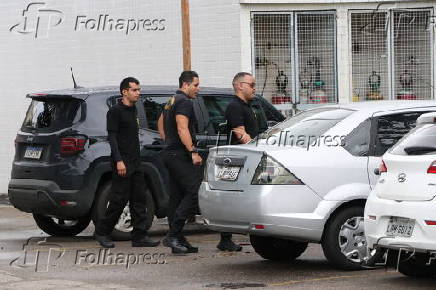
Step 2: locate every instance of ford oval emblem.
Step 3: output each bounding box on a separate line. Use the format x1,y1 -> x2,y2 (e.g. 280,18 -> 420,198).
223,158 -> 232,167
398,173 -> 406,183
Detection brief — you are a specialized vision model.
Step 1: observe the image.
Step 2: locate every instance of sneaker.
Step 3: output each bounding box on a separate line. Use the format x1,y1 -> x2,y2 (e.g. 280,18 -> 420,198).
94,233 -> 115,248
179,235 -> 198,253
217,238 -> 242,252
132,236 -> 160,247
162,235 -> 188,254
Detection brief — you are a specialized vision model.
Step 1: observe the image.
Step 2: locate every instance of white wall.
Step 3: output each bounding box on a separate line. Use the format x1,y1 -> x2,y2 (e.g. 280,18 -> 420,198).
0,0 -> 243,193
0,0 -> 184,192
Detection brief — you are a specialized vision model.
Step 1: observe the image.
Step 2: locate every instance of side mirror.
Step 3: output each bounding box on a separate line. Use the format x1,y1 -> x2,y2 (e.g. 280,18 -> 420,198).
267,120 -> 278,128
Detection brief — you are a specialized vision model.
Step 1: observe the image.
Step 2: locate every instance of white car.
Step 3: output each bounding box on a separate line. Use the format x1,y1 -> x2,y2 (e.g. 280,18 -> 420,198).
199,101 -> 436,270
365,112 -> 436,277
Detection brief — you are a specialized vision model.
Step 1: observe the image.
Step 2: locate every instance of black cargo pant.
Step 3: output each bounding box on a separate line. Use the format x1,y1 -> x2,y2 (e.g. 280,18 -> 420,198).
96,165 -> 149,241
162,150 -> 202,236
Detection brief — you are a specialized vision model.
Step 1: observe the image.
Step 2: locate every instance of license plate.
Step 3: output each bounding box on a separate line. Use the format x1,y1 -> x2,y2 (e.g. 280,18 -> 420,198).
386,217 -> 415,237
216,166 -> 241,181
24,146 -> 43,160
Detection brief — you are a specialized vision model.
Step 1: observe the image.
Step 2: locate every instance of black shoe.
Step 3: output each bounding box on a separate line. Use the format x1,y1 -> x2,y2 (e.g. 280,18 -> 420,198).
162,235 -> 188,254
132,236 -> 160,247
179,235 -> 198,253
217,238 -> 242,252
94,233 -> 115,248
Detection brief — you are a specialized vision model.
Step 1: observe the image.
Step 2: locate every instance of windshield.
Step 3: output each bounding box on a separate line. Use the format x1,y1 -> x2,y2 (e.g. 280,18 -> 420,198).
390,123 -> 436,155
255,107 -> 354,147
21,98 -> 82,133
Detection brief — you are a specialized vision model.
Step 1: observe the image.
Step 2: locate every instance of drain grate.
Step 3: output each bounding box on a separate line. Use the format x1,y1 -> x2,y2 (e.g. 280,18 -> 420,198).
205,282 -> 266,289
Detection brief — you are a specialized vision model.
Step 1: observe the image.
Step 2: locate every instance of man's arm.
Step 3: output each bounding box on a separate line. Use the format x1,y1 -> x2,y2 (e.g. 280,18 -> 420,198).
107,109 -> 126,177
232,126 -> 251,144
175,114 -> 202,165
157,113 -> 165,140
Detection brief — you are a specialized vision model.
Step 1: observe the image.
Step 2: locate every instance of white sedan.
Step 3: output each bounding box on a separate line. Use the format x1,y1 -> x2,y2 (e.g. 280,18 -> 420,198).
365,112 -> 436,277
199,101 -> 436,270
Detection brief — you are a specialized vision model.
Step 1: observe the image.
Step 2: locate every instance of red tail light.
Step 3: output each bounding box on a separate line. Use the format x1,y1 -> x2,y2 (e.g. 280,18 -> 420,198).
379,160 -> 387,173
427,161 -> 436,174
60,136 -> 87,155
425,220 -> 436,225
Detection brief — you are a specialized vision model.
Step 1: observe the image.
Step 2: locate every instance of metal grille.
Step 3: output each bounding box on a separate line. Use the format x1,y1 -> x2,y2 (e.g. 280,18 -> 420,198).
253,14 -> 292,104
393,10 -> 433,100
296,12 -> 337,104
351,12 -> 389,102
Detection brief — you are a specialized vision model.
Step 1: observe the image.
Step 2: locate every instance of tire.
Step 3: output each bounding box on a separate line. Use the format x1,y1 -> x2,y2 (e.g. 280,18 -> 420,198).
250,235 -> 308,261
398,254 -> 436,278
322,206 -> 368,270
92,181 -> 155,241
33,213 -> 91,237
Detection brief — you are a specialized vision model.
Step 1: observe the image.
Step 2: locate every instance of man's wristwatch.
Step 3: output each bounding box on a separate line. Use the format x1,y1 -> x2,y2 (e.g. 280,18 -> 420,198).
189,147 -> 198,154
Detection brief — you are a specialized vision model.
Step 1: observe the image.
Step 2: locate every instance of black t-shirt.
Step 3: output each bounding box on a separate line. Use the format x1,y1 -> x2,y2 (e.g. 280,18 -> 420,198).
162,90 -> 197,151
225,96 -> 259,145
107,103 -> 140,166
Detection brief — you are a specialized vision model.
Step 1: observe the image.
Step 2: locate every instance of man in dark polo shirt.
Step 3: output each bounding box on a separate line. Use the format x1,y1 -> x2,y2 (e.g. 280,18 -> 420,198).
157,71 -> 202,254
218,72 -> 259,252
226,72 -> 259,145
94,77 -> 160,248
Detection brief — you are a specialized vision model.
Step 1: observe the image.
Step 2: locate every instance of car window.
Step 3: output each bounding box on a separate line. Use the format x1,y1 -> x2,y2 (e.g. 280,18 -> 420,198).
256,97 -> 285,123
259,108 -> 353,147
343,118 -> 371,156
201,95 -> 233,134
141,95 -> 171,131
22,97 -> 82,133
373,112 -> 427,156
390,123 -> 436,155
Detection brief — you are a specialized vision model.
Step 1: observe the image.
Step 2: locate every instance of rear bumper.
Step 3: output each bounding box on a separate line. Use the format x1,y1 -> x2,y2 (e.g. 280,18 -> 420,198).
8,179 -> 91,219
365,193 -> 436,252
198,181 -> 331,242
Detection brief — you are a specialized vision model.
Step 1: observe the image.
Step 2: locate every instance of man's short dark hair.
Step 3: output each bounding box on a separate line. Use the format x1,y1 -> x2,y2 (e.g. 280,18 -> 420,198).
232,72 -> 252,88
120,77 -> 140,94
179,71 -> 199,88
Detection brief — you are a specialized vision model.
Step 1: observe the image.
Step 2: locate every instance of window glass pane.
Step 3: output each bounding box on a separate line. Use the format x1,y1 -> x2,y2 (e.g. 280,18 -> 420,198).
142,95 -> 170,131
351,12 -> 389,102
297,12 -> 337,104
374,112 -> 426,156
253,14 -> 293,104
343,118 -> 371,156
390,124 -> 436,155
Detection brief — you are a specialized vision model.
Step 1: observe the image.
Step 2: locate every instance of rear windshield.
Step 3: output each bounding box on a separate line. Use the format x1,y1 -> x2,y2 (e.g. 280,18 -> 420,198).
21,97 -> 82,133
257,107 -> 353,147
390,124 -> 436,155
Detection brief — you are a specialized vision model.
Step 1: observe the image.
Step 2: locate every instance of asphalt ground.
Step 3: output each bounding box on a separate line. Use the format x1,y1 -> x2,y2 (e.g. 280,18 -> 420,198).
0,202 -> 435,289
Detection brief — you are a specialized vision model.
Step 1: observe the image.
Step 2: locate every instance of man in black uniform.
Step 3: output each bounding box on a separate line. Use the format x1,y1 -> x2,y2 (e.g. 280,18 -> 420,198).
157,71 -> 202,254
218,72 -> 260,252
94,77 -> 160,248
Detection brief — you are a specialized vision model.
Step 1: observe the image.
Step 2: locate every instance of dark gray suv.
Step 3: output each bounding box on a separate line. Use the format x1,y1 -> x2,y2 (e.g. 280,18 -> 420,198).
8,85 -> 284,239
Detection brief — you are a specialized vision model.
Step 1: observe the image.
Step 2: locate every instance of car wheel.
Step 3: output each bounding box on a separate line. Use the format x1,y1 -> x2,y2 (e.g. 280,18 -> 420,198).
398,253 -> 436,278
322,206 -> 368,270
92,181 -> 155,241
33,213 -> 91,236
250,235 -> 308,261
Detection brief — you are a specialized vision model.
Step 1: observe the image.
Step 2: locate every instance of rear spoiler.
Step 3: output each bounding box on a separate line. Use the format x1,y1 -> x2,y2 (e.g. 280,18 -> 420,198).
26,93 -> 88,100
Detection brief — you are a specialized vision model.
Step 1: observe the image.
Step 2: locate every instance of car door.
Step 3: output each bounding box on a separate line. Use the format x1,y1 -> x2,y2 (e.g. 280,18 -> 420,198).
367,109 -> 433,188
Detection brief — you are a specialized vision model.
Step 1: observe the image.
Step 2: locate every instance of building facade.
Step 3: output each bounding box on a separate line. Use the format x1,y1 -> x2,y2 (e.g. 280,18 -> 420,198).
0,0 -> 434,192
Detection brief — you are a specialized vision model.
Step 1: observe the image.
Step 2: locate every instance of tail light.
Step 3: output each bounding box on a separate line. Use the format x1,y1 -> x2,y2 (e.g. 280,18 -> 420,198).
60,136 -> 87,155
427,161 -> 436,174
251,154 -> 303,185
379,160 -> 387,173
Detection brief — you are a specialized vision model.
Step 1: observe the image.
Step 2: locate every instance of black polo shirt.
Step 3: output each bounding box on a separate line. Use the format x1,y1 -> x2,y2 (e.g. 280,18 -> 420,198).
162,90 -> 197,151
107,103 -> 140,167
225,96 -> 259,145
